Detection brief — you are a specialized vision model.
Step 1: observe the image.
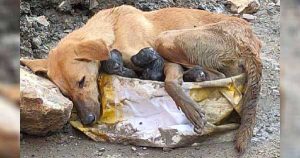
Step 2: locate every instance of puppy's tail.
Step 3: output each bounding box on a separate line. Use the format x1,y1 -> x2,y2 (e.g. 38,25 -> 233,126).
235,55 -> 262,154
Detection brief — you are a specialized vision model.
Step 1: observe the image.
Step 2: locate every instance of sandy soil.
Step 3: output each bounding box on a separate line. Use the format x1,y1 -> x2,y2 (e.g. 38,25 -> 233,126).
20,0 -> 280,157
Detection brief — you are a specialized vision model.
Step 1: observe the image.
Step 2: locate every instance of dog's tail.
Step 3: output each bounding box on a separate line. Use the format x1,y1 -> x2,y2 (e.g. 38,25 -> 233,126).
235,54 -> 262,153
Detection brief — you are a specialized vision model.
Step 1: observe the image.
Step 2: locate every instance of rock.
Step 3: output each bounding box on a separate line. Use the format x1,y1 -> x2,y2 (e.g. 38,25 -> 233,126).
276,0 -> 280,6
98,148 -> 106,152
20,67 -> 73,136
58,0 -> 84,12
197,2 -> 226,13
89,0 -> 99,10
268,2 -> 275,7
273,89 -> 280,96
31,37 -> 42,49
242,13 -> 257,21
131,147 -> 137,152
20,1 -> 31,14
26,16 -> 50,27
36,16 -> 50,26
265,128 -> 273,134
226,0 -> 260,14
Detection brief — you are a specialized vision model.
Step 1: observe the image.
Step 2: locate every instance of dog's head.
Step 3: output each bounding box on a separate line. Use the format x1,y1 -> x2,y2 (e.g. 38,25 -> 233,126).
21,39 -> 109,125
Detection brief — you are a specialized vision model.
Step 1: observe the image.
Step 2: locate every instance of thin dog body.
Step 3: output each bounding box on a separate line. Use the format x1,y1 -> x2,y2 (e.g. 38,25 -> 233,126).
21,5 -> 262,153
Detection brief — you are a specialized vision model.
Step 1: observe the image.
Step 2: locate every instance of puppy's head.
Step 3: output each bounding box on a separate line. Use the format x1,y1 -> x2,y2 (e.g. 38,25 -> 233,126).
21,39 -> 109,125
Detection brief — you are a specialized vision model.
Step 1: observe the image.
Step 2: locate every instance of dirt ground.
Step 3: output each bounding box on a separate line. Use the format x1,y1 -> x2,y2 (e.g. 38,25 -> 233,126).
20,0 -> 280,157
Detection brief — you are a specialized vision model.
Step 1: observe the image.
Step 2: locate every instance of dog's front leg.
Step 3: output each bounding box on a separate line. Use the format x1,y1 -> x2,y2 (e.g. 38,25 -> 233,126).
164,62 -> 207,134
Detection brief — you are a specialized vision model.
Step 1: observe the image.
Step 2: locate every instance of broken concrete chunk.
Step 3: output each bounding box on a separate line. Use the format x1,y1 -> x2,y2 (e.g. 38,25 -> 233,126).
20,67 -> 73,136
226,0 -> 260,14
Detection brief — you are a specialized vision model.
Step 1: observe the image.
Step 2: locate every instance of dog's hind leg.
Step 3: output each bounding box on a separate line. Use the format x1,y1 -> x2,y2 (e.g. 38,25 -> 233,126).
164,62 -> 207,133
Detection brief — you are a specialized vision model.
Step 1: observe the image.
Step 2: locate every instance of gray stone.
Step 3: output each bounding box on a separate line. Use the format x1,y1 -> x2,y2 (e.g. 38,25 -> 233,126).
20,67 -> 73,136
26,16 -> 50,27
131,147 -> 137,152
32,37 -> 42,49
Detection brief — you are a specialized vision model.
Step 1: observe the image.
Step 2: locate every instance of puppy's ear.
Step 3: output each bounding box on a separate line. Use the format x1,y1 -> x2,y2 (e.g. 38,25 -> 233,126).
75,40 -> 109,61
20,59 -> 48,75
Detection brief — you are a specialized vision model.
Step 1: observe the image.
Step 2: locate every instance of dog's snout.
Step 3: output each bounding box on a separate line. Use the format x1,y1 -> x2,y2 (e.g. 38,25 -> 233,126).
81,113 -> 96,125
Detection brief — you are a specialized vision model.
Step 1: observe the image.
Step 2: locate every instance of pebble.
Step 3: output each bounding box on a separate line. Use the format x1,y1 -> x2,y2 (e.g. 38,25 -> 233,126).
268,2 -> 275,7
273,89 -> 280,96
58,1 -> 72,12
96,152 -> 103,156
64,29 -> 72,33
99,147 -> 106,152
36,16 -> 50,27
32,37 -> 42,49
276,0 -> 280,6
242,14 -> 257,21
266,128 -> 273,134
131,147 -> 137,152
20,1 -> 31,14
142,147 -> 147,150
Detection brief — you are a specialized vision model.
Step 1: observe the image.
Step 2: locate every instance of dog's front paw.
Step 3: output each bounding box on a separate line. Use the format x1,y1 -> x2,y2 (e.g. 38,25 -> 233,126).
179,103 -> 207,134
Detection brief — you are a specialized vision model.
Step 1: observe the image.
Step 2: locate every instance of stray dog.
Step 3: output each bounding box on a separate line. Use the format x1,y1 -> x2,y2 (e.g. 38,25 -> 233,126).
21,5 -> 262,153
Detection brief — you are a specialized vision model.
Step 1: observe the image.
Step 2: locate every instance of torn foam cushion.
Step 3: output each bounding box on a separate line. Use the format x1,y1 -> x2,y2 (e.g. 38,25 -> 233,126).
70,73 -> 245,148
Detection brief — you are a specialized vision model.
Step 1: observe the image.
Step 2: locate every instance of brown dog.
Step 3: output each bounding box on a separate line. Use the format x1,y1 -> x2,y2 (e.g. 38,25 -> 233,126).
21,5 -> 262,153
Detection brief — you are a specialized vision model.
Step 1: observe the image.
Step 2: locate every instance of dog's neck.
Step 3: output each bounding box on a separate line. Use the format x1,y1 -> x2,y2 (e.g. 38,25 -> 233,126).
63,9 -> 119,48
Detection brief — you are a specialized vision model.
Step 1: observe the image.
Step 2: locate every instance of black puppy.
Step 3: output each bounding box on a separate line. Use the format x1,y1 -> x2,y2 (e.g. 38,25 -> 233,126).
101,49 -> 137,78
183,66 -> 208,82
131,47 -> 165,81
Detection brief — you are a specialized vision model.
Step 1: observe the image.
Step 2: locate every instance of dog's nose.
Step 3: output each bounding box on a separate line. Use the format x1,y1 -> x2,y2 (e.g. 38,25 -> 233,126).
82,114 -> 96,125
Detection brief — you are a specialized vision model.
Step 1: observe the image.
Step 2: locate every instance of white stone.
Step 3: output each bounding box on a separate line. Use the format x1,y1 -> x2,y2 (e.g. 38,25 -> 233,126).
242,14 -> 257,21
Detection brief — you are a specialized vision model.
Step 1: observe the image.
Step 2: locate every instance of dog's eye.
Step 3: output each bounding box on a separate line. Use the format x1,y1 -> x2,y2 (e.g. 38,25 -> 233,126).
78,76 -> 86,88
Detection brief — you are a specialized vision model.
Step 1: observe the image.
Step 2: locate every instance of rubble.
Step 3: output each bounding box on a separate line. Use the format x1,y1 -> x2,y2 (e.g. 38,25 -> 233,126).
20,67 -> 73,135
226,0 -> 260,14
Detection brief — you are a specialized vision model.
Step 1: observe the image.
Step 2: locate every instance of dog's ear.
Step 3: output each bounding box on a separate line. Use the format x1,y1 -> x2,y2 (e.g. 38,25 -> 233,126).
20,59 -> 48,75
75,40 -> 109,61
